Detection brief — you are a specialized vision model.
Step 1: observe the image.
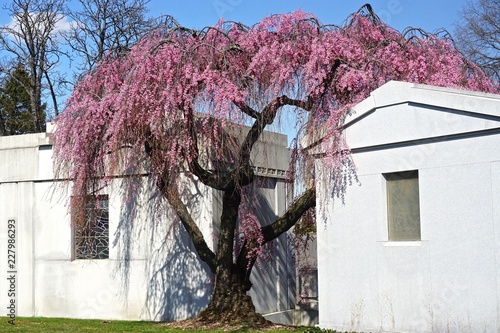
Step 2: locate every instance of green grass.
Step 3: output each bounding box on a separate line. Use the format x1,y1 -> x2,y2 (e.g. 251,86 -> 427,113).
0,317 -> 308,333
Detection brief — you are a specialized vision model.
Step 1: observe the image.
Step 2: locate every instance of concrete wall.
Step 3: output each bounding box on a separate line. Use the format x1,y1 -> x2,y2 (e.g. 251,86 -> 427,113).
315,82 -> 500,333
0,127 -> 301,322
28,175 -> 216,321
0,131 -> 215,320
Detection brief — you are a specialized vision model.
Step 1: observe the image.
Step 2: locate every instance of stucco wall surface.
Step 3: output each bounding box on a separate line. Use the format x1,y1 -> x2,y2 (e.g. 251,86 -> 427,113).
0,127 -> 296,322
315,82 -> 500,333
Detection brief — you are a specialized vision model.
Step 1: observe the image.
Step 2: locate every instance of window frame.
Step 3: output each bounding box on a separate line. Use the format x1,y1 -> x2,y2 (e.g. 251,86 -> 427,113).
384,170 -> 421,242
71,194 -> 110,260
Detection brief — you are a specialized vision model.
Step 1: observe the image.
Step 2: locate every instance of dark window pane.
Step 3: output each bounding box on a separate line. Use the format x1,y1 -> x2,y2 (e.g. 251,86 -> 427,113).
73,195 -> 109,259
385,171 -> 421,241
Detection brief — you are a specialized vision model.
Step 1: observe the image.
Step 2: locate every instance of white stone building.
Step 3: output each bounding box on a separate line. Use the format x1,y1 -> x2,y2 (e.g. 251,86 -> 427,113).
313,81 -> 500,332
0,124 -> 317,324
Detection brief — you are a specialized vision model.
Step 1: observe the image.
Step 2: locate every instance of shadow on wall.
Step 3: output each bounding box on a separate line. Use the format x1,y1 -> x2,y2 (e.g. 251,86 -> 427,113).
113,176 -> 212,321
245,178 -> 296,315
144,223 -> 213,321
111,175 -> 297,321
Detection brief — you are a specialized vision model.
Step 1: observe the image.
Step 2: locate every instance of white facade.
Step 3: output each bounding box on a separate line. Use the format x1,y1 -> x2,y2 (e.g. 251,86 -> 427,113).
0,125 -> 308,323
314,81 -> 500,333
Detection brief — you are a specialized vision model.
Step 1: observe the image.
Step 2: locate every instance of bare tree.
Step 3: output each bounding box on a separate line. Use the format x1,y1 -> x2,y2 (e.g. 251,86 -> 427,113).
0,0 -> 66,126
455,0 -> 500,82
63,0 -> 153,75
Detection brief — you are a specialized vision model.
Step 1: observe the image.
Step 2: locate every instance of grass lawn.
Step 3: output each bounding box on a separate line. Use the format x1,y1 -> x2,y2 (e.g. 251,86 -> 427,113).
0,317 -> 310,333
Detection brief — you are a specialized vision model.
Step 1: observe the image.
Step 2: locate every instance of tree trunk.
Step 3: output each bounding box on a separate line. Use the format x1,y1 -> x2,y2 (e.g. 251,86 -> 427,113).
196,188 -> 267,324
197,265 -> 266,324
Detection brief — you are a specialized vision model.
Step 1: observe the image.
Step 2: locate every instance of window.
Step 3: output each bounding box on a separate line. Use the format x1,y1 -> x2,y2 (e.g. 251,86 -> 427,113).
72,195 -> 109,259
384,170 -> 421,241
299,267 -> 318,300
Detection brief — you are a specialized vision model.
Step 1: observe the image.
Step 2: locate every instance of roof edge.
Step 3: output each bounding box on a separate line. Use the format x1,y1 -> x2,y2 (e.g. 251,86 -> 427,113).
344,81 -> 500,127
302,81 -> 500,150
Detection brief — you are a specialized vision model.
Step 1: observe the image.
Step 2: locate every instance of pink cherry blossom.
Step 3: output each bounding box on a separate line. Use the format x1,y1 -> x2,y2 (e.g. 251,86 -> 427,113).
52,7 -> 498,322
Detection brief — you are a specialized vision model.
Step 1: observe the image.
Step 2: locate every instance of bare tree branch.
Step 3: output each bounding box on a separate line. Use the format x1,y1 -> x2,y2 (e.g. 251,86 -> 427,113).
0,0 -> 65,131
455,0 -> 500,82
63,0 -> 154,75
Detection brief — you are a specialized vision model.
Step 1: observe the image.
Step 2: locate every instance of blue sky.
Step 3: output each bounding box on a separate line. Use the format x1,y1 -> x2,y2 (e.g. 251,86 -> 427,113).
143,0 -> 470,143
147,0 -> 468,35
0,1 -> 469,36
0,0 -> 470,132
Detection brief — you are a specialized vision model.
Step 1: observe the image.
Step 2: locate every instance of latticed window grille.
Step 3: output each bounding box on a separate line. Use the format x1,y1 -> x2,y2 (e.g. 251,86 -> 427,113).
72,195 -> 109,259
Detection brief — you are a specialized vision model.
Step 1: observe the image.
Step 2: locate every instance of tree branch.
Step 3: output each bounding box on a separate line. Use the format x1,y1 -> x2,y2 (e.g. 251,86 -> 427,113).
235,186 -> 316,290
277,95 -> 314,111
184,110 -> 233,191
233,101 -> 260,119
235,94 -> 311,186
159,176 -> 217,273
261,186 -> 316,243
144,128 -> 217,273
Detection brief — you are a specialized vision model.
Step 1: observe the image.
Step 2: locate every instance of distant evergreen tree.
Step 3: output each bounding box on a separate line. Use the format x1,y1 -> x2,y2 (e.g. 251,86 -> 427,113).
0,0 -> 65,121
0,64 -> 46,136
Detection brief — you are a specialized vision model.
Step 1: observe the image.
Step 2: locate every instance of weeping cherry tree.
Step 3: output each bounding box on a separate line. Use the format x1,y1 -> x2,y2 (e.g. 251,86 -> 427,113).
53,5 -> 497,324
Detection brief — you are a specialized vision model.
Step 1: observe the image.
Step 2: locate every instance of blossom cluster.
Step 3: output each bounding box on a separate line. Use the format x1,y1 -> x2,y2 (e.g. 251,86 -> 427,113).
53,8 -> 498,228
